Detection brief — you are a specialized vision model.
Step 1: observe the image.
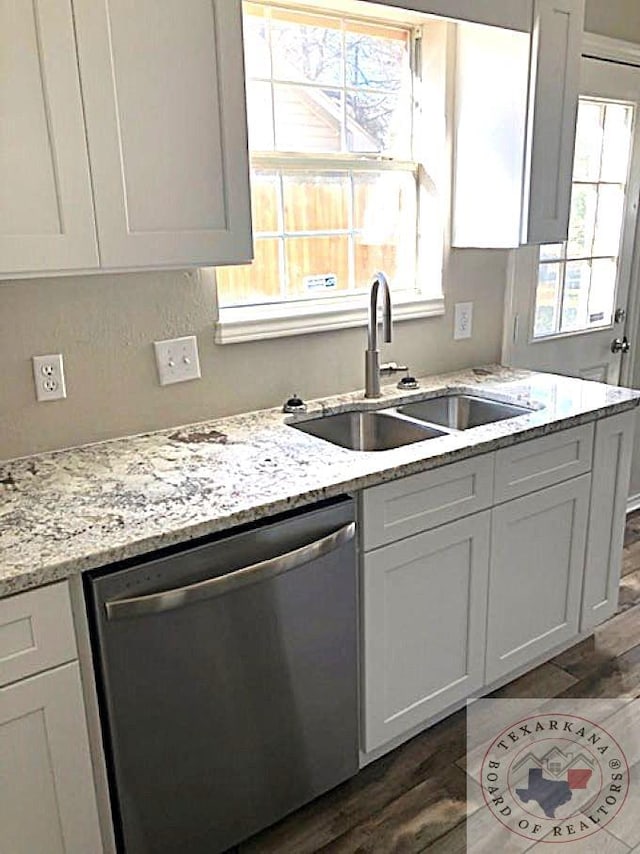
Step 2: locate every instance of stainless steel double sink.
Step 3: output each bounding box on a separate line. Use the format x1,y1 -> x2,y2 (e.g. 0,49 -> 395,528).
290,393 -> 536,452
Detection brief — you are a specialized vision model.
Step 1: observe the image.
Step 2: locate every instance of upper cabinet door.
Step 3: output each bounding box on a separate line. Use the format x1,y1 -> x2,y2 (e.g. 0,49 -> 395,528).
73,0 -> 253,269
521,0 -> 584,244
0,0 -> 98,275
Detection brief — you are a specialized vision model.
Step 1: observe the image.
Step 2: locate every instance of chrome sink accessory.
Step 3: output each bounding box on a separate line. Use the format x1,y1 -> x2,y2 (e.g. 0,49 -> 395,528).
397,374 -> 419,390
282,393 -> 307,414
292,410 -> 445,452
365,272 -> 392,399
397,394 -> 534,430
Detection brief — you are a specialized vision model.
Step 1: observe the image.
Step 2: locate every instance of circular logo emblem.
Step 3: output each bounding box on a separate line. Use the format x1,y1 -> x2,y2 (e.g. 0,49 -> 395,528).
480,713 -> 630,843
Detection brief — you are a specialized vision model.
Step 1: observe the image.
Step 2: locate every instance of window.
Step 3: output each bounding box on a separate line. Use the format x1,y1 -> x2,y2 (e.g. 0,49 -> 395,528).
215,1 -> 445,342
533,98 -> 635,339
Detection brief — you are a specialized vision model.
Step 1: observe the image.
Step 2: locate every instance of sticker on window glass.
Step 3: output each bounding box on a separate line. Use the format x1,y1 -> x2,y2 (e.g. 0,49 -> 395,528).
304,274 -> 337,292
589,312 -> 605,323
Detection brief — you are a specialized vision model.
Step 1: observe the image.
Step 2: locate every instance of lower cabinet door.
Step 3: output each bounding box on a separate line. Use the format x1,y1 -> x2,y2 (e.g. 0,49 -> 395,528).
362,511 -> 490,753
485,475 -> 590,684
581,411 -> 635,631
0,662 -> 103,854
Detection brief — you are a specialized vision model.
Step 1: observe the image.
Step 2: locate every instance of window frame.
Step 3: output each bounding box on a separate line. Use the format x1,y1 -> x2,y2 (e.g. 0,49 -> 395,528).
214,1 -> 447,344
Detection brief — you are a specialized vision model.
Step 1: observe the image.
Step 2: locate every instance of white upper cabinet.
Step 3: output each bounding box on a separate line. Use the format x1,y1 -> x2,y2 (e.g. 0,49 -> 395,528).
453,0 -> 584,247
521,0 -> 583,244
0,0 -> 99,275
0,0 -> 252,278
72,0 -> 253,269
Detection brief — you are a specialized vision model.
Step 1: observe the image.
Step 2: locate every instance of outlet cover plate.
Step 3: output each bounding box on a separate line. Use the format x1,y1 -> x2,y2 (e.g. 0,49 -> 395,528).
454,302 -> 473,340
154,335 -> 201,386
32,354 -> 67,402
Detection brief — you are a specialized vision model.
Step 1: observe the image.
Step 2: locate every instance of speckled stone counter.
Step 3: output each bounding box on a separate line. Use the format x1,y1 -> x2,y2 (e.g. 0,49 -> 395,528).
1,365 -> 638,598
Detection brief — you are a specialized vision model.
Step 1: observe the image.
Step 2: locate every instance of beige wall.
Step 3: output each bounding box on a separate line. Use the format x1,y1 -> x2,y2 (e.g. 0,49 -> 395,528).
585,0 -> 640,44
0,250 -> 507,460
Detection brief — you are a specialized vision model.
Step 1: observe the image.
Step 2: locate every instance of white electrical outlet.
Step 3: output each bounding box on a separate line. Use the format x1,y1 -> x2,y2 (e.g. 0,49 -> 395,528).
454,302 -> 473,340
154,335 -> 201,386
32,354 -> 67,402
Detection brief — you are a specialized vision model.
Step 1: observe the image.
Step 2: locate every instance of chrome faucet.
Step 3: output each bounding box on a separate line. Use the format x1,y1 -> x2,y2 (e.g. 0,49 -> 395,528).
365,271 -> 392,398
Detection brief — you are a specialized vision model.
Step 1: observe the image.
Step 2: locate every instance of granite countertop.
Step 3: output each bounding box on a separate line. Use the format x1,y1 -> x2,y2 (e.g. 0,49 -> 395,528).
1,365 -> 638,598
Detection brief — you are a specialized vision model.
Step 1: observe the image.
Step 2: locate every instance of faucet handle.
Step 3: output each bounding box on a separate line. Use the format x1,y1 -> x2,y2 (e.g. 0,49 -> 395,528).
380,362 -> 408,374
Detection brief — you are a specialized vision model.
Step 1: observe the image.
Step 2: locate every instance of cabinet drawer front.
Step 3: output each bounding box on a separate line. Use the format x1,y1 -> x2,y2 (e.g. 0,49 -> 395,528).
485,475 -> 590,685
494,423 -> 593,502
0,582 -> 77,687
360,454 -> 494,550
362,512 -> 491,752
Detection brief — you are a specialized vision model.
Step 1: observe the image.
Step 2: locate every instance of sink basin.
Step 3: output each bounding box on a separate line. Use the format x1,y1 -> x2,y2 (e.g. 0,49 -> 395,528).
292,411 -> 446,451
397,394 -> 534,430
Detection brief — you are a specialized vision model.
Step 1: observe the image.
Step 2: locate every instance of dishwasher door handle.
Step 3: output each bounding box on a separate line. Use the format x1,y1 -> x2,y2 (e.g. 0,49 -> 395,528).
105,522 -> 356,620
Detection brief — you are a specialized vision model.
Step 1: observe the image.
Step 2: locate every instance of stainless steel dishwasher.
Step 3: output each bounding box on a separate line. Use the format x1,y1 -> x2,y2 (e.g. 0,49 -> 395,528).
85,496 -> 358,854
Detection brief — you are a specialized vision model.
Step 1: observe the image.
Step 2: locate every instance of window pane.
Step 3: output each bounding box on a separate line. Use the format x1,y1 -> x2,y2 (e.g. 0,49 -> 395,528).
251,171 -> 280,233
572,101 -> 604,181
346,90 -> 410,155
282,172 -> 348,232
285,235 -> 350,296
539,243 -> 564,261
274,84 -> 342,152
243,3 -> 271,79
345,22 -> 410,91
216,238 -> 282,306
567,184 -> 597,258
593,184 -> 625,257
534,263 -> 562,337
271,8 -> 342,86
353,171 -> 416,288
601,103 -> 633,183
246,81 -> 274,150
561,260 -> 591,332
588,258 -> 617,327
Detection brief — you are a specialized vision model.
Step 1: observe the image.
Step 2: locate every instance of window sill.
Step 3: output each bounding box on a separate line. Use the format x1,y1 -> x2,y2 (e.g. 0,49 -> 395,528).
214,294 -> 444,344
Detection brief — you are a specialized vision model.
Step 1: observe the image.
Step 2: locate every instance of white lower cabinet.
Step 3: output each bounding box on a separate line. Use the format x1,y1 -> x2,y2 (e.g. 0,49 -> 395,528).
0,661 -> 103,854
362,511 -> 490,752
581,411 -> 635,631
360,416 -> 638,756
485,474 -> 590,684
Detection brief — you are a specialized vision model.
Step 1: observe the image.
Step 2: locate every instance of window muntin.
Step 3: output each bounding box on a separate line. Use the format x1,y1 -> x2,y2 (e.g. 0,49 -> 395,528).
533,98 -> 634,339
216,2 -> 418,310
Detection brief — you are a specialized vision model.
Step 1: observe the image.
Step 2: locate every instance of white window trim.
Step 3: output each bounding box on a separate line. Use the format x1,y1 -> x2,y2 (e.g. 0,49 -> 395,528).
213,289 -> 444,344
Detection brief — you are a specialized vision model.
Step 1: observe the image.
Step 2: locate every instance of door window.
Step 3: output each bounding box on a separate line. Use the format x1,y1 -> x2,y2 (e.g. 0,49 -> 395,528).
533,98 -> 635,339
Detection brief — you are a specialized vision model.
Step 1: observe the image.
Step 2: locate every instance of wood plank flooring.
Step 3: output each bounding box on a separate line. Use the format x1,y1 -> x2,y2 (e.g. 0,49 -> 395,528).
236,513 -> 640,854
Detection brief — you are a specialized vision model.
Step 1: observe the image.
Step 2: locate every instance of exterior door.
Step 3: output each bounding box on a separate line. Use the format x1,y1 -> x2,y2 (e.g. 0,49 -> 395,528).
504,57 -> 640,385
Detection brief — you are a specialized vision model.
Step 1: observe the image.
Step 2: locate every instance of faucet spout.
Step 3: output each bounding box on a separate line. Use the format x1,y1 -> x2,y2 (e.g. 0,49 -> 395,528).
365,271 -> 393,398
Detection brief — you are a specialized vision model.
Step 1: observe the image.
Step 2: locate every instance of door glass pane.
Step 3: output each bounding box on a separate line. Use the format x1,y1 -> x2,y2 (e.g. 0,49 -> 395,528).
601,103 -> 634,182
539,243 -> 564,261
561,260 -> 591,332
593,184 -> 625,257
572,101 -> 604,181
534,263 -> 562,337
246,81 -> 275,150
588,258 -> 617,327
567,184 -> 597,258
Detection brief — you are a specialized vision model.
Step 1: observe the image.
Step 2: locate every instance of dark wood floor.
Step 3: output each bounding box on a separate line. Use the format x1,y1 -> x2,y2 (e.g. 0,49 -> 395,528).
235,512 -> 640,854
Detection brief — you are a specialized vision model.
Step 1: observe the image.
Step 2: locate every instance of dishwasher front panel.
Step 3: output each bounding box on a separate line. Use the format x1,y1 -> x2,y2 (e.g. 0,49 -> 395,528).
86,498 -> 358,854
